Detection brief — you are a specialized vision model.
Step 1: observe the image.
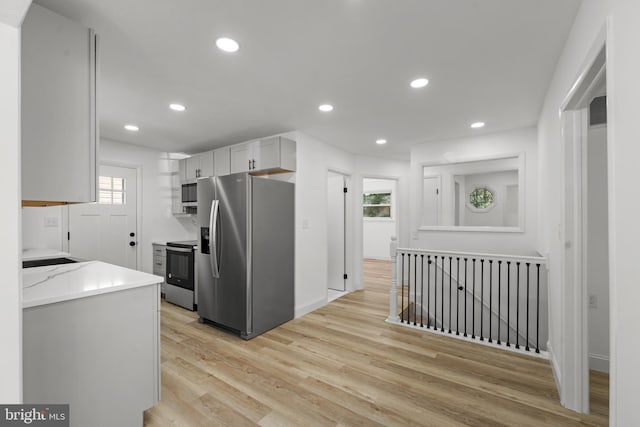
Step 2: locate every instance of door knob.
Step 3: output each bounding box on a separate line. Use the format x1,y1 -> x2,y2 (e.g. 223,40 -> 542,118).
129,232 -> 135,237
129,241 -> 136,247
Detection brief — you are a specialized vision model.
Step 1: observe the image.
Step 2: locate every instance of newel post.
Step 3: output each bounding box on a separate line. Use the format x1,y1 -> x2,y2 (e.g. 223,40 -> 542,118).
387,236 -> 400,322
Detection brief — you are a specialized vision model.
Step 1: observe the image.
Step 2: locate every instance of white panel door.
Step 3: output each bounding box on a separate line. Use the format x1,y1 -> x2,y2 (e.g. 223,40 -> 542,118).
422,176 -> 441,226
327,172 -> 346,291
69,165 -> 138,269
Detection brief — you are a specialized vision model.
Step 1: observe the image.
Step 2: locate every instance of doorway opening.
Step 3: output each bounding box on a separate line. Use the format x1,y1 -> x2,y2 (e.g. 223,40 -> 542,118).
362,177 -> 398,260
327,170 -> 350,301
561,43 -> 609,415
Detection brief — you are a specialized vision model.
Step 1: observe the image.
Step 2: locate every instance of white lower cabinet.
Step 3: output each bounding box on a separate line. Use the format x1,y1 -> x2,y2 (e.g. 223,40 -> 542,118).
23,284 -> 161,427
152,243 -> 167,293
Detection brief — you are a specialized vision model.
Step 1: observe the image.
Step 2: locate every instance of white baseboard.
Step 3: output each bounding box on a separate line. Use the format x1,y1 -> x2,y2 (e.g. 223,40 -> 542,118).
589,353 -> 610,373
547,341 -> 563,404
295,297 -> 327,319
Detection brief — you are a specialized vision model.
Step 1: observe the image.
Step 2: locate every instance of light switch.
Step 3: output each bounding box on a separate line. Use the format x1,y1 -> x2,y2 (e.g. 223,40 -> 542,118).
44,217 -> 59,227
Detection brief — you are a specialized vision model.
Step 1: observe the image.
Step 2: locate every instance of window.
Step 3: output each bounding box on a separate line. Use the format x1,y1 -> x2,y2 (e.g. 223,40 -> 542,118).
363,191 -> 392,218
99,175 -> 126,205
468,187 -> 494,210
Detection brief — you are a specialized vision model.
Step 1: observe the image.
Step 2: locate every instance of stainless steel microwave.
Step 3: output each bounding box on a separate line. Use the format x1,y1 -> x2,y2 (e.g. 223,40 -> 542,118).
181,183 -> 197,206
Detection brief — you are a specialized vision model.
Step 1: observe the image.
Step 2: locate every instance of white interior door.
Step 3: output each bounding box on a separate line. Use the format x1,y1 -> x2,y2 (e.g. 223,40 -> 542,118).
327,172 -> 346,291
69,164 -> 138,269
422,176 -> 440,225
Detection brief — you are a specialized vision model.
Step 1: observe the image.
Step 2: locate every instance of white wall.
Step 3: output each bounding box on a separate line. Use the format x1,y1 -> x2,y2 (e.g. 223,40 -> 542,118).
0,1 -> 30,402
100,139 -> 197,274
22,206 -> 65,250
587,125 -> 609,373
287,131 -> 356,316
410,126 -> 538,255
538,0 -> 640,422
363,178 -> 397,259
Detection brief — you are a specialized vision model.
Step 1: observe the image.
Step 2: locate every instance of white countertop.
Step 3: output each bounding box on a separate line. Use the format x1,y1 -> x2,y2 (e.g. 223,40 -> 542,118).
23,261 -> 163,309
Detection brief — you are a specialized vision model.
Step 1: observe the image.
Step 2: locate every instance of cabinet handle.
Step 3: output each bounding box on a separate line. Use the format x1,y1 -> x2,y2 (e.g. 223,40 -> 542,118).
248,160 -> 252,170
156,263 -> 162,266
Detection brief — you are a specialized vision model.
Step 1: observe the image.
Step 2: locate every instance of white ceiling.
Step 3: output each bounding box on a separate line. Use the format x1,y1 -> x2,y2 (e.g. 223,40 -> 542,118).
35,0 -> 581,159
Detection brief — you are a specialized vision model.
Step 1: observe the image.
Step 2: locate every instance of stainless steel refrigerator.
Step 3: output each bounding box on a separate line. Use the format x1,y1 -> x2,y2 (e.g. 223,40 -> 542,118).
197,173 -> 294,339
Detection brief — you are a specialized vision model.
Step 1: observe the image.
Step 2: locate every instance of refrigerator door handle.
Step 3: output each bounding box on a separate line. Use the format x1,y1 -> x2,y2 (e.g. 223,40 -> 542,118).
210,199 -> 220,278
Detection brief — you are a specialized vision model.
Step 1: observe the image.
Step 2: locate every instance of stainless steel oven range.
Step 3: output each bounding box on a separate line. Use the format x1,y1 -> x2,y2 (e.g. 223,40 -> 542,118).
165,240 -> 197,311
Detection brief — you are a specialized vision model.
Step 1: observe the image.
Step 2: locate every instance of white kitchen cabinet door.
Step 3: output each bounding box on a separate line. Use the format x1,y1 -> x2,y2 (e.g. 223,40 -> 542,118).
253,138 -> 280,171
22,4 -> 97,203
230,137 -> 296,174
185,156 -> 200,181
199,150 -> 215,178
214,147 -> 231,176
178,158 -> 188,183
230,143 -> 251,174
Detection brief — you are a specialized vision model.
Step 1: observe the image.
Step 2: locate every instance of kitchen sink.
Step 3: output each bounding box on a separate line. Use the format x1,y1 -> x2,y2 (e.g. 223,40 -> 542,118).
23,257 -> 79,268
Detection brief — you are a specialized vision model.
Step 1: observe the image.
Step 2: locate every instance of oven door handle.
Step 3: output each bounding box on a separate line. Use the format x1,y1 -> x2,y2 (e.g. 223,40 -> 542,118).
210,199 -> 220,278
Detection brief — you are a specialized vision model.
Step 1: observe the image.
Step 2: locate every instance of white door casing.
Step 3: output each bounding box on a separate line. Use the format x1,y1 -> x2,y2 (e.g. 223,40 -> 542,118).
69,164 -> 138,269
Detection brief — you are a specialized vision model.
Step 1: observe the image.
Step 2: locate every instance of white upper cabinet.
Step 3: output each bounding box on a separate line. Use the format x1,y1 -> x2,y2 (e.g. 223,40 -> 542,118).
214,147 -> 231,177
21,4 -> 98,204
181,151 -> 214,182
229,143 -> 251,174
229,137 -> 296,174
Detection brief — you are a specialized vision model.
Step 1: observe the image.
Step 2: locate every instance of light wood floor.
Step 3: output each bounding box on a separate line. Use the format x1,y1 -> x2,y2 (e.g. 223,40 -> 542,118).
145,259 -> 609,426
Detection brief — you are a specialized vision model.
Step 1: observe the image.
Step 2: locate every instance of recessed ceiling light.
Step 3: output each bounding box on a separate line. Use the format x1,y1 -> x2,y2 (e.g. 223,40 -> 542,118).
470,122 -> 485,129
216,37 -> 239,53
124,124 -> 139,132
169,103 -> 186,112
318,104 -> 334,112
410,78 -> 429,89
376,139 -> 387,145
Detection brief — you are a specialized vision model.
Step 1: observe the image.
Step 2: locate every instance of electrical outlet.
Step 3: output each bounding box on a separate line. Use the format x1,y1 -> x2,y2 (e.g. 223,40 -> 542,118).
589,293 -> 598,309
44,217 -> 59,227
411,231 -> 419,240
302,219 -> 309,230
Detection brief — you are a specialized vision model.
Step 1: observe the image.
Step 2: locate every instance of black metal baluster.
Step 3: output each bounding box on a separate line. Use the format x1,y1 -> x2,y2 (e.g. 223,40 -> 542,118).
448,257 -> 452,333
489,260 -> 493,343
516,262 -> 521,349
464,258 -> 468,337
480,259 -> 485,341
427,256 -> 431,328
401,253 -> 405,323
420,255 -> 425,327
536,263 -> 541,353
497,261 -> 502,345
416,254 -> 420,324
434,255 -> 438,330
407,254 -> 412,325
456,258 -> 460,336
507,261 -> 511,347
526,262 -> 531,351
441,256 -> 445,332
472,259 -> 476,339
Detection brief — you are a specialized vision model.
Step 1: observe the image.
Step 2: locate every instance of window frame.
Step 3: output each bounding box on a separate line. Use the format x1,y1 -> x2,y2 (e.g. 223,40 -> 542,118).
98,175 -> 127,205
362,190 -> 394,220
